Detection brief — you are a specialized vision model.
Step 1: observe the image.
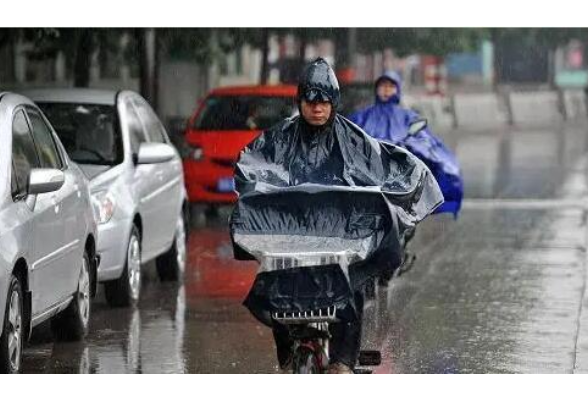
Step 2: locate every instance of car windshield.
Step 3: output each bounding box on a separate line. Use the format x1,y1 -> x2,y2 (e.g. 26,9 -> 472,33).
36,102 -> 123,165
194,95 -> 296,131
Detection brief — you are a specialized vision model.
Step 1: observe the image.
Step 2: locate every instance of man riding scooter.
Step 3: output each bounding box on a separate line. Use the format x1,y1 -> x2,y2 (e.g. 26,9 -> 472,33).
230,59 -> 443,373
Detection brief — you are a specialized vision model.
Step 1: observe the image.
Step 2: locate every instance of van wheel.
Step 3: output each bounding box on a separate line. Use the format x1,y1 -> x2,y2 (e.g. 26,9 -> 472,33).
0,275 -> 24,373
104,226 -> 142,307
156,212 -> 187,282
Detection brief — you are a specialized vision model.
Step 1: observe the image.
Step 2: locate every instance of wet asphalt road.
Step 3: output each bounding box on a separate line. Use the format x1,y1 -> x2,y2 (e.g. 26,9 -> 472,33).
22,122 -> 588,373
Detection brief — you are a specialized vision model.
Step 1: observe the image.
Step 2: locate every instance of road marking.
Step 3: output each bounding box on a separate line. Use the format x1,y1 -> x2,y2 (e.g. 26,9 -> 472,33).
462,198 -> 588,210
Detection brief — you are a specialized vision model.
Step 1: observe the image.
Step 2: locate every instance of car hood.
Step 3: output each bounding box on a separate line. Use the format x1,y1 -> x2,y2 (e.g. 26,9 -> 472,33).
79,163 -> 125,193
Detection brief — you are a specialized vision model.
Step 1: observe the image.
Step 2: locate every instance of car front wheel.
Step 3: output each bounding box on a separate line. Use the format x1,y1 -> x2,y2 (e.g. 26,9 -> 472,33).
0,275 -> 24,373
156,212 -> 187,281
104,226 -> 142,307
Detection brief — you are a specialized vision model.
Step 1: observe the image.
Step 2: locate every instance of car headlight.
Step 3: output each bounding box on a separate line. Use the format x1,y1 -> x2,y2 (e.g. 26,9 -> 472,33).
190,146 -> 204,161
91,191 -> 116,224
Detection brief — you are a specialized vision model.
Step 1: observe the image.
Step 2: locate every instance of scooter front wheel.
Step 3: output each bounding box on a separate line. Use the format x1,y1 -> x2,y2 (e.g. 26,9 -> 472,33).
293,346 -> 320,374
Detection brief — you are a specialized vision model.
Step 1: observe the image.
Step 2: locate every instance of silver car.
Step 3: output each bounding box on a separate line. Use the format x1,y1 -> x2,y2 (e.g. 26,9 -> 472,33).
0,92 -> 98,373
22,89 -> 188,307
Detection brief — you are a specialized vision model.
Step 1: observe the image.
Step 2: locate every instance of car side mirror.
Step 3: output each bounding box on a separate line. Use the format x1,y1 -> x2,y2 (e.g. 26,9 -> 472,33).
28,168 -> 65,195
137,142 -> 176,165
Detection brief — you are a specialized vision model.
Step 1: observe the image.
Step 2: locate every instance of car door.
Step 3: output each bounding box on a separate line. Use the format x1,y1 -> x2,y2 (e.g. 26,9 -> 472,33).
26,106 -> 82,298
132,96 -> 181,257
11,109 -> 65,313
120,96 -> 158,260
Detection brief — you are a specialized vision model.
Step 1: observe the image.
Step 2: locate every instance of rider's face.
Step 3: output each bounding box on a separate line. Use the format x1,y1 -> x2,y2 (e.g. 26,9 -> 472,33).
377,80 -> 398,102
300,100 -> 332,126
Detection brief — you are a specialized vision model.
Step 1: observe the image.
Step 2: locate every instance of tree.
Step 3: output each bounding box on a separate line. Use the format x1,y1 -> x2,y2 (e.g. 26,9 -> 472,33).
0,29 -> 17,48
489,28 -> 588,85
0,29 -> 19,82
355,28 -> 486,57
20,28 -> 126,87
224,28 -> 488,84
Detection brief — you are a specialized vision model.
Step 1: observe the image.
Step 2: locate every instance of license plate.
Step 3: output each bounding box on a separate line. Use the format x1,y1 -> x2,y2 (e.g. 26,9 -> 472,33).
217,177 -> 235,193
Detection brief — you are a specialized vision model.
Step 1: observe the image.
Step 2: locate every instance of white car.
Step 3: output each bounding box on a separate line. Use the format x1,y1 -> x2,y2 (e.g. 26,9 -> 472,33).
0,92 -> 98,373
22,89 -> 188,307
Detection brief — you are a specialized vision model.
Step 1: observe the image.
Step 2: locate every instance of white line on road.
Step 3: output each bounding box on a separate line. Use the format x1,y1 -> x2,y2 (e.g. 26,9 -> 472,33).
462,198 -> 588,210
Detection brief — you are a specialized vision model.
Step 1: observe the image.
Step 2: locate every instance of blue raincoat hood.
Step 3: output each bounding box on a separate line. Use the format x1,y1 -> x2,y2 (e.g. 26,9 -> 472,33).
375,71 -> 402,105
